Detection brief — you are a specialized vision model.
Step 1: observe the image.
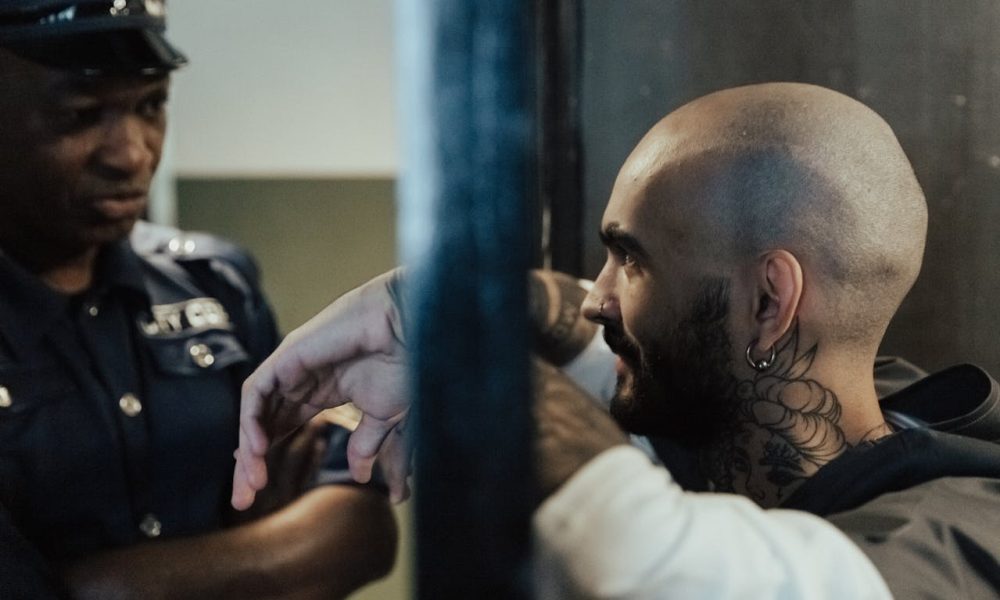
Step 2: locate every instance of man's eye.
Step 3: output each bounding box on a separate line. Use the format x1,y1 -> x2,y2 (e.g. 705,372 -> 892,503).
137,95 -> 168,119
612,246 -> 636,267
53,106 -> 102,130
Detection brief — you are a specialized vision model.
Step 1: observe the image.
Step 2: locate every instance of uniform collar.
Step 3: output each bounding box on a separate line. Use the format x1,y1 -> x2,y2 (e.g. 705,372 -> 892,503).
0,238 -> 149,358
94,237 -> 151,300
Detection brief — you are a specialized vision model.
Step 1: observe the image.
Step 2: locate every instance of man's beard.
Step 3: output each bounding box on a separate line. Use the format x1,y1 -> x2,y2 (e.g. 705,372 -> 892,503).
605,279 -> 736,447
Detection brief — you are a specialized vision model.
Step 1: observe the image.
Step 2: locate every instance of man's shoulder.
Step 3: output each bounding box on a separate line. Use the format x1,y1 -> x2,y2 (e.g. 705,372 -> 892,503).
129,221 -> 279,361
880,362 -> 1000,442
784,409 -> 1000,518
130,220 -> 262,290
818,360 -> 1000,593
829,475 -> 1000,530
827,475 -> 1000,598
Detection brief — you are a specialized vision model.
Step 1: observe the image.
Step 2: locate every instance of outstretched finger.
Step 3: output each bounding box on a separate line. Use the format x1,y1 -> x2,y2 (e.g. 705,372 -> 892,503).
232,450 -> 261,510
236,420 -> 269,485
240,372 -> 276,457
232,375 -> 277,510
347,414 -> 397,484
380,424 -> 412,503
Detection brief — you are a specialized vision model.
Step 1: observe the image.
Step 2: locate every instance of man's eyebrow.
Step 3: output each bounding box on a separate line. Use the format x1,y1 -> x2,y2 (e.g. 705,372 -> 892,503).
599,223 -> 650,259
47,73 -> 109,96
48,75 -> 170,97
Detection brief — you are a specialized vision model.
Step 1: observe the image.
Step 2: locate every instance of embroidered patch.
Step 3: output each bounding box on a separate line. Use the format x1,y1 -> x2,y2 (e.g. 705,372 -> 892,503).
139,297 -> 232,336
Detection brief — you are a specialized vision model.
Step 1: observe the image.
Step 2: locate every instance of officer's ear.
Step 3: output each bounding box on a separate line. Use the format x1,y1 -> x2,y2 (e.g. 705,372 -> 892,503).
750,249 -> 802,353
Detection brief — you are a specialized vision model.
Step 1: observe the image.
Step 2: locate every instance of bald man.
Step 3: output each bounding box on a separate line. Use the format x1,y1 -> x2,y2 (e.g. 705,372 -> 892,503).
584,81 -> 923,504
233,83 -> 1000,598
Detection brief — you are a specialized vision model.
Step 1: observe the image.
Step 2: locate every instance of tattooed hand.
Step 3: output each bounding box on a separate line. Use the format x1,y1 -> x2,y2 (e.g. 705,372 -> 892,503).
528,270 -> 599,366
533,359 -> 629,503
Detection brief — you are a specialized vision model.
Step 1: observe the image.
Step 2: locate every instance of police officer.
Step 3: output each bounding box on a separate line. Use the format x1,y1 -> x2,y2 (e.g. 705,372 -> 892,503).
0,2 -> 396,597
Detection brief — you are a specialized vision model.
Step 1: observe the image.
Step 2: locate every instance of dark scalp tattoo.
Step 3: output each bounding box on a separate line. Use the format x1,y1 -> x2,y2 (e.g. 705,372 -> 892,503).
528,271 -> 597,366
703,325 -> 853,505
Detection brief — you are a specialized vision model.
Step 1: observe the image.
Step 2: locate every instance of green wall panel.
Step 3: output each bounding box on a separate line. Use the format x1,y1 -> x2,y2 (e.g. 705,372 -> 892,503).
176,178 -> 397,335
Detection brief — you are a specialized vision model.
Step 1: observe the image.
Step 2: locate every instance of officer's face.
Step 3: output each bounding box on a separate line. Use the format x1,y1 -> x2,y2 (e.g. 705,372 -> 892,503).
0,49 -> 168,264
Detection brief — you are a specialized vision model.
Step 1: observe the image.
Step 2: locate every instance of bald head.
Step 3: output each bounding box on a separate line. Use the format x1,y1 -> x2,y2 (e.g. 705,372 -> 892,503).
618,82 -> 927,345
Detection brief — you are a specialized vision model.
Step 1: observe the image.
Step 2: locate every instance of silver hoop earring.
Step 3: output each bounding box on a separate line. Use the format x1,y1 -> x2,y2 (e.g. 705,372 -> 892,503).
745,340 -> 776,372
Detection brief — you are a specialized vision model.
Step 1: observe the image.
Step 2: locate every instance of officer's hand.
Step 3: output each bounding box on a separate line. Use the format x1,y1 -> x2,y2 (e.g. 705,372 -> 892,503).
233,269 -> 412,511
233,417 -> 330,521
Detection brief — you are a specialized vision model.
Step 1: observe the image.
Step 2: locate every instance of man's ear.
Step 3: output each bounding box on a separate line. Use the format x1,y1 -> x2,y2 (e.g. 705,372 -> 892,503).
751,249 -> 803,352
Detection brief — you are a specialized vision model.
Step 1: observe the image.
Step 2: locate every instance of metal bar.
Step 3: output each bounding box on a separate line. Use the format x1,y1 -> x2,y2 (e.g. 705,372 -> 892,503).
395,1 -> 536,597
537,0 -> 584,276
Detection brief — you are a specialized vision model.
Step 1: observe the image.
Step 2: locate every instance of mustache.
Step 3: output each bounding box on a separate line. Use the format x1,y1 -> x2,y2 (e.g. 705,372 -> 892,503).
603,325 -> 641,364
85,188 -> 148,199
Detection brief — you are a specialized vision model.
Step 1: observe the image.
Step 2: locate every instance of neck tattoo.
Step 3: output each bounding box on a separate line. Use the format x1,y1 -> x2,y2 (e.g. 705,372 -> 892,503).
700,326 -> 884,507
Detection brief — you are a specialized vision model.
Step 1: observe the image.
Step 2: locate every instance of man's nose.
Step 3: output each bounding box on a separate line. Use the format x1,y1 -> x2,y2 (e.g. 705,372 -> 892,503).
581,270 -> 620,324
581,289 -> 603,322
95,115 -> 156,178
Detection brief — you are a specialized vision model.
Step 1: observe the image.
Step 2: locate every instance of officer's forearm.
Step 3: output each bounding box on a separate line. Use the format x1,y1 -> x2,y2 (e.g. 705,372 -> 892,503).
0,502 -> 64,599
528,270 -> 599,366
61,486 -> 397,600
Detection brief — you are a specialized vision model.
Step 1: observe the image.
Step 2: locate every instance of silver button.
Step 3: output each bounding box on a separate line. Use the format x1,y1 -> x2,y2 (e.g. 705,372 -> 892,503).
145,1 -> 166,18
118,393 -> 142,417
139,514 -> 162,538
167,237 -> 197,255
87,304 -> 99,317
0,386 -> 11,409
189,343 -> 215,368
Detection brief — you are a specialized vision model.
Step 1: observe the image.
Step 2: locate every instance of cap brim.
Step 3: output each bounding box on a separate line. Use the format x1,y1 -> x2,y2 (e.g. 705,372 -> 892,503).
4,28 -> 187,75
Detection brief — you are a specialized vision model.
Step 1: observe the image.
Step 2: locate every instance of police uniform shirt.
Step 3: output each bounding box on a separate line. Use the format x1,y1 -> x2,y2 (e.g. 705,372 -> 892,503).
0,224 -> 339,564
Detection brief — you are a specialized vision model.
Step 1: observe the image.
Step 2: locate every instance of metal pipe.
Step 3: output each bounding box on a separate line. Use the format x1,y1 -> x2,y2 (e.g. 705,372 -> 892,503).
395,1 -> 536,597
537,0 -> 583,276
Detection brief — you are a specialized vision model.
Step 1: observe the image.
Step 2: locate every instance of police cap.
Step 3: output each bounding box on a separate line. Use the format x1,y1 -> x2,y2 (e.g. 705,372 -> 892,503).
0,0 -> 186,75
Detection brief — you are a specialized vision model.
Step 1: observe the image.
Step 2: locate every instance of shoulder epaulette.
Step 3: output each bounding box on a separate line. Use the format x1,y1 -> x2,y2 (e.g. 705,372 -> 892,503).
130,220 -> 260,288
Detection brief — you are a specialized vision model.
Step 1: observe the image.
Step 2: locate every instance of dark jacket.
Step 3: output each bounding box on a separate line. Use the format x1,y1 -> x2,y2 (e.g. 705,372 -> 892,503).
786,362 -> 1000,599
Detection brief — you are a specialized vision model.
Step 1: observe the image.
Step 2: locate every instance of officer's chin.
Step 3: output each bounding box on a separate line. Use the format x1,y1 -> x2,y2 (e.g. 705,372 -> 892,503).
83,216 -> 140,247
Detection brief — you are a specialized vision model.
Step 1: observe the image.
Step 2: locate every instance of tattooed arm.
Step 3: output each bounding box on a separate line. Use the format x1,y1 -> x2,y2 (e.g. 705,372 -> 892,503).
235,268 -> 607,508
528,270 -> 619,404
528,270 -> 600,366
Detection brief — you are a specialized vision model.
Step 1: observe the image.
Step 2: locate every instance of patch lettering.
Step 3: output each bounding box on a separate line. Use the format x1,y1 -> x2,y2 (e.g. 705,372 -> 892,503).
140,297 -> 231,336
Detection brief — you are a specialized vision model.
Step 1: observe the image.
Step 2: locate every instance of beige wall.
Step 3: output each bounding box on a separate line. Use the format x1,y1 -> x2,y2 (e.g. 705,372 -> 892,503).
177,177 -> 410,599
168,0 -> 398,178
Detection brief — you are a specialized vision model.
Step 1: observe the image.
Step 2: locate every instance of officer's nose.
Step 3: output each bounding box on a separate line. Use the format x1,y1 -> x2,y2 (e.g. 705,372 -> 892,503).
95,114 -> 157,179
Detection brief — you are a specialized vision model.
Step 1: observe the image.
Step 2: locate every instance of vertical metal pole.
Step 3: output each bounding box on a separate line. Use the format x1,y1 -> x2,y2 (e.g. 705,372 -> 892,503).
537,0 -> 584,276
395,1 -> 535,598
